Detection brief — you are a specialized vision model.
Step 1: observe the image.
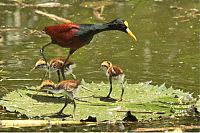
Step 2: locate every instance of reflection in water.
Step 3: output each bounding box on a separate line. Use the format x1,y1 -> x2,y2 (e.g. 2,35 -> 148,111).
5,7 -> 21,45
0,0 -> 199,98
143,46 -> 152,75
13,8 -> 21,27
80,0 -> 114,21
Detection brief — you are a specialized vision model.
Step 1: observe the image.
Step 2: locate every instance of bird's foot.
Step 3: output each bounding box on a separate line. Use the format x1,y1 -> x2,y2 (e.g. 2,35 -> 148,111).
117,98 -> 123,102
100,96 -> 117,102
54,112 -> 73,118
57,95 -> 64,99
56,111 -> 63,115
40,112 -> 72,118
80,116 -> 97,122
106,95 -> 110,98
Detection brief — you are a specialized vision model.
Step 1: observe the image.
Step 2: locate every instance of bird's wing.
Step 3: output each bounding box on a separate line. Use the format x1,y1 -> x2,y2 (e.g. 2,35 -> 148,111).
111,66 -> 123,76
44,23 -> 79,35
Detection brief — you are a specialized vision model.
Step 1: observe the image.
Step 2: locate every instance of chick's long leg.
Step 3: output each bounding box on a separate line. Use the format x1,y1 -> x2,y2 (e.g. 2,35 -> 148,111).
57,70 -> 61,82
48,68 -> 51,79
60,68 -> 66,80
119,78 -> 125,101
106,76 -> 112,98
41,71 -> 47,83
57,97 -> 68,115
72,99 -> 76,118
119,83 -> 124,101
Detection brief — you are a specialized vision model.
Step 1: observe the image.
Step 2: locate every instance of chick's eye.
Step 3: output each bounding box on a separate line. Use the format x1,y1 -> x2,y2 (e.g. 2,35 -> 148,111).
101,65 -> 107,68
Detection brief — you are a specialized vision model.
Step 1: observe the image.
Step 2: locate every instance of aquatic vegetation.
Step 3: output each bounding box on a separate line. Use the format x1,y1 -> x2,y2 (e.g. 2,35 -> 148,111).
0,81 -> 198,121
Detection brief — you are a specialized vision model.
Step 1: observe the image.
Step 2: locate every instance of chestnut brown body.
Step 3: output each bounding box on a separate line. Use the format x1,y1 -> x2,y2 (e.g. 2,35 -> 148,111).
32,58 -> 76,81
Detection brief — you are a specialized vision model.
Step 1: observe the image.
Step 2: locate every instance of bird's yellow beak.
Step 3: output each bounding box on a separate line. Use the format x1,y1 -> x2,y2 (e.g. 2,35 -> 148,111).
126,28 -> 137,41
124,21 -> 137,42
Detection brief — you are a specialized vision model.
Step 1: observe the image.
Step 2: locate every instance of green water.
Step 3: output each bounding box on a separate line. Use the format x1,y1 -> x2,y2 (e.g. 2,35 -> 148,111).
0,0 -> 199,122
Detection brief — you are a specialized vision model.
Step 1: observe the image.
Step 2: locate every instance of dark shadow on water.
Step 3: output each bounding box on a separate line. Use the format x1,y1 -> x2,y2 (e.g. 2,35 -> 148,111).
27,93 -> 91,104
80,116 -> 97,122
93,96 -> 117,103
37,113 -> 72,119
26,93 -> 65,103
74,97 -> 91,103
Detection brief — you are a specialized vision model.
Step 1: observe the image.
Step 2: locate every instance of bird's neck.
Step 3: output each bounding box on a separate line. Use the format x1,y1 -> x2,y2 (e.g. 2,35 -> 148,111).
91,22 -> 118,34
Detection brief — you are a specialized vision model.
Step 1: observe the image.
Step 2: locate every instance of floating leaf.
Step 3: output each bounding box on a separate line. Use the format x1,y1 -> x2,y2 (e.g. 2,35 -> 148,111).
0,81 -> 197,121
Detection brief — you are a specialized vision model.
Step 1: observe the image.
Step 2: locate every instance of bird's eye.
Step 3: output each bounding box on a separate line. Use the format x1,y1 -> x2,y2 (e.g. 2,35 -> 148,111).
101,65 -> 108,68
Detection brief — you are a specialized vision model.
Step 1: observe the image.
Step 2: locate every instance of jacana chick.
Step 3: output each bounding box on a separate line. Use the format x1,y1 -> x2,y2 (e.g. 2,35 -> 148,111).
32,58 -> 76,82
101,61 -> 125,101
49,58 -> 76,80
39,79 -> 81,116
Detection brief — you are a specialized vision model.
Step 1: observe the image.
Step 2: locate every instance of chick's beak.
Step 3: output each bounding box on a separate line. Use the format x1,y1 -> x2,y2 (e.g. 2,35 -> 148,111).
126,28 -> 137,42
30,66 -> 36,72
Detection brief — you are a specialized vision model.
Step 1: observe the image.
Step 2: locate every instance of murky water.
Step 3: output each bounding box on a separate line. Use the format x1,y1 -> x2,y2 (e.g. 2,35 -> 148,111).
0,0 -> 199,103
0,0 -> 199,131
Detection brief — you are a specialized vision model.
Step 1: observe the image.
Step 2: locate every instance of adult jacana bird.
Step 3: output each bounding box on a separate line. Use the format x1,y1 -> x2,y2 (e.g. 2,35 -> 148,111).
39,79 -> 81,117
101,61 -> 125,101
32,58 -> 76,82
41,18 -> 137,66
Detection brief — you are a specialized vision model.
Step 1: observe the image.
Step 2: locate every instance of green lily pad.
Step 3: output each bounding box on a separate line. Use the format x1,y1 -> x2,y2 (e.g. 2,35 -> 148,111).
0,81 -> 198,121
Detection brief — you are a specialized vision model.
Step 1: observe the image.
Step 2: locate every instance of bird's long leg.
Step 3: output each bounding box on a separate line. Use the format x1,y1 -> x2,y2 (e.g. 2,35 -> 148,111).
41,71 -> 47,83
72,99 -> 76,118
40,42 -> 51,64
48,68 -> 51,79
106,76 -> 112,98
119,82 -> 124,101
57,97 -> 68,115
57,70 -> 61,82
119,77 -> 125,101
63,49 -> 77,66
60,68 -> 66,80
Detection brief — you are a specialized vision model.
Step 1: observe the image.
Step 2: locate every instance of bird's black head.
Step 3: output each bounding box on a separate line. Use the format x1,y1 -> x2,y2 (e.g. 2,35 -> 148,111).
108,18 -> 137,41
108,18 -> 127,32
